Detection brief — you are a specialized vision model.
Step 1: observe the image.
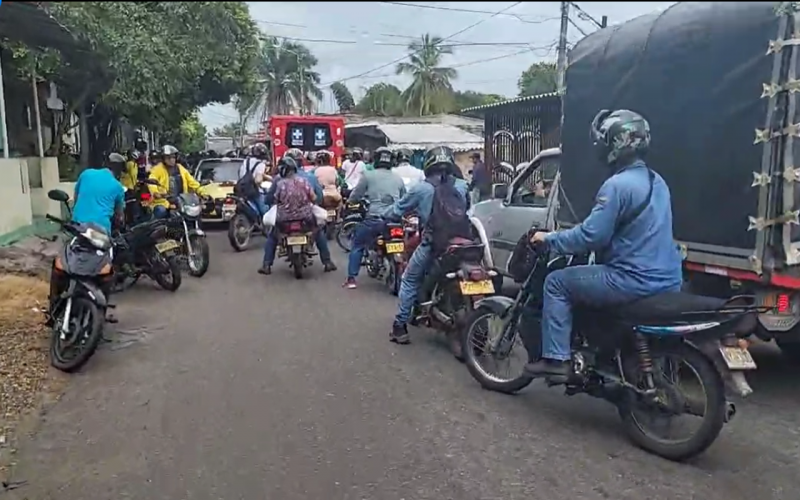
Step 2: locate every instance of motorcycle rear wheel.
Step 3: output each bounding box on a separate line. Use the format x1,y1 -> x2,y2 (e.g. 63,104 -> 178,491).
463,306 -> 534,394
50,296 -> 105,373
228,214 -> 253,252
618,343 -> 726,461
290,252 -> 304,279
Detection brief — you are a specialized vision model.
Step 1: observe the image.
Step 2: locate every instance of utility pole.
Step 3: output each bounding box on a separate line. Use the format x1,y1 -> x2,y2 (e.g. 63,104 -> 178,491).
556,1 -> 570,93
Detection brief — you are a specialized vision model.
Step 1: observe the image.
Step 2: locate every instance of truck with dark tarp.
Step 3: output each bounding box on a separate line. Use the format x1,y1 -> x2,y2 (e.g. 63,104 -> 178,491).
558,1 -> 800,356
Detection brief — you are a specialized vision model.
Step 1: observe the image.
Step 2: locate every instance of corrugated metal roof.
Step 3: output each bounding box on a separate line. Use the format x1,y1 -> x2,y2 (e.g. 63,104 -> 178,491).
345,122 -> 484,152
460,91 -> 561,114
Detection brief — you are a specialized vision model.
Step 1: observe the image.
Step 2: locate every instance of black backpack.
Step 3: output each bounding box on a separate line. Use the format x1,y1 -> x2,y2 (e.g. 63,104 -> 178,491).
427,176 -> 472,255
234,157 -> 259,199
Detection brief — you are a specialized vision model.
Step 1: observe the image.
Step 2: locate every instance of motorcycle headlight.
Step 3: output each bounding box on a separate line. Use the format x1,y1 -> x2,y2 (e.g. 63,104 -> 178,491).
81,227 -> 112,250
183,204 -> 202,217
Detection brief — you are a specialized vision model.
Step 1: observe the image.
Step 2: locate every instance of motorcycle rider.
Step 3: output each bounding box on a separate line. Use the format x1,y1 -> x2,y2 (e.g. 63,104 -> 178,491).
342,147 -> 366,190
71,154 -> 126,234
525,109 -> 682,378
383,146 -> 470,345
261,156 -> 338,274
343,147 -> 406,289
147,145 -> 208,219
313,150 -> 343,202
237,142 -> 270,217
391,148 -> 425,189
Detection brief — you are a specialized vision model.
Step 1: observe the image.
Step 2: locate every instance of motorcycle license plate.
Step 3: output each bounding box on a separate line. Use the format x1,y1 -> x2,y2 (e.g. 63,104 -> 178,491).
155,239 -> 180,253
719,346 -> 757,370
385,242 -> 404,254
286,235 -> 308,246
327,209 -> 337,218
222,209 -> 235,221
459,279 -> 495,295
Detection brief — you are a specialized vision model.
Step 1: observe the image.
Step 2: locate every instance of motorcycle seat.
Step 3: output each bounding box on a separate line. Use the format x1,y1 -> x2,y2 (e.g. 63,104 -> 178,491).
609,291 -> 736,325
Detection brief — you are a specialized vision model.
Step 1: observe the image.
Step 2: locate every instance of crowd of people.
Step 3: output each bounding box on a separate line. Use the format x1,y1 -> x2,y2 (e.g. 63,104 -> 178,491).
59,107 -> 678,375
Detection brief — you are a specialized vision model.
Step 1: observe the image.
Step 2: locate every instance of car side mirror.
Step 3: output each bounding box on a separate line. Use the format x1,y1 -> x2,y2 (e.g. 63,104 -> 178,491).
491,183 -> 508,200
47,189 -> 70,203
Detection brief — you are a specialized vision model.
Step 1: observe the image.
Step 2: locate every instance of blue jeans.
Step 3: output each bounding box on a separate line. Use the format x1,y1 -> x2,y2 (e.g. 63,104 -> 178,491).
541,264 -> 641,361
249,193 -> 268,218
262,225 -> 332,266
394,242 -> 433,326
347,217 -> 386,279
153,205 -> 169,219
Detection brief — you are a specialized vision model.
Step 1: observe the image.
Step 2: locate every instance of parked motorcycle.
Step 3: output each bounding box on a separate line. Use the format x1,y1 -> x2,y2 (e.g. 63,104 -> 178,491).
44,190 -> 114,372
167,192 -> 210,277
276,219 -> 315,279
335,199 -> 369,252
462,240 -> 765,461
410,236 -> 498,360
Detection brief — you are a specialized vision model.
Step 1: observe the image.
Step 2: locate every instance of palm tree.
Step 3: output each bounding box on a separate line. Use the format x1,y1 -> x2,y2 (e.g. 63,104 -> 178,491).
330,81 -> 356,113
396,34 -> 457,116
250,36 -> 323,118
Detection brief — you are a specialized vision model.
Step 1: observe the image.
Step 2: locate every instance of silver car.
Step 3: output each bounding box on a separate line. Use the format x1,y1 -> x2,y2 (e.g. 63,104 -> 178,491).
470,148 -> 561,277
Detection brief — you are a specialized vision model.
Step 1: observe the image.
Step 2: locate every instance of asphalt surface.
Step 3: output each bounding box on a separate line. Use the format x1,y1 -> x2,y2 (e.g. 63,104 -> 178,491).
4,231 -> 800,500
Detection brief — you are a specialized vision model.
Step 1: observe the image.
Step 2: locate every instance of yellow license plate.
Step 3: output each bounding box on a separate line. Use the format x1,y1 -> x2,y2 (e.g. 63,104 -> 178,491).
719,346 -> 757,370
385,242 -> 404,254
155,240 -> 180,253
286,236 -> 308,246
459,279 -> 495,295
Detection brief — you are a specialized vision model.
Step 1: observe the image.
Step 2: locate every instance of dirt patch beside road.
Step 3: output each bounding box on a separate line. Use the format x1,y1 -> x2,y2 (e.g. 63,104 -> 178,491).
0,274 -> 69,477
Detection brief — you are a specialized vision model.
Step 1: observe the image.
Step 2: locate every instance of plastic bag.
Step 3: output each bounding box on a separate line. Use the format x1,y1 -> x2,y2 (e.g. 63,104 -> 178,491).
262,205 -> 277,227
312,205 -> 328,226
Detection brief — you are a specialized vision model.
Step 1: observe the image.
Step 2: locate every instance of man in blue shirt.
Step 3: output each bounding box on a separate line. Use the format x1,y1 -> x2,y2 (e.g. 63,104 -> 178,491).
383,147 -> 469,345
262,155 -> 337,273
526,109 -> 683,378
71,155 -> 126,234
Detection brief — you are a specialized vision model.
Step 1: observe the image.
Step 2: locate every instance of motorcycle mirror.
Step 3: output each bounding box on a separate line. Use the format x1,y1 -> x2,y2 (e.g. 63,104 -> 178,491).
200,179 -> 212,186
47,189 -> 70,203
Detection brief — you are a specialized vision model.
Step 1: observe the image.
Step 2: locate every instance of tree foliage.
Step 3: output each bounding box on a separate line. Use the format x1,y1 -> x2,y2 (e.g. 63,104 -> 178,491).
356,83 -> 404,117
212,122 -> 242,137
163,113 -> 208,153
453,91 -> 506,111
330,81 -> 356,113
518,61 -> 557,97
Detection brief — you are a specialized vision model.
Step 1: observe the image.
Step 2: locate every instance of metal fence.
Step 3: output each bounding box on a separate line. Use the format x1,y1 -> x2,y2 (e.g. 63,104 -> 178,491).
483,94 -> 561,183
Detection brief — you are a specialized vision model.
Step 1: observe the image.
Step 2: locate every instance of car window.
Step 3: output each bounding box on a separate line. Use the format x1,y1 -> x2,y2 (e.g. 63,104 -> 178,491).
197,160 -> 243,183
510,156 -> 559,207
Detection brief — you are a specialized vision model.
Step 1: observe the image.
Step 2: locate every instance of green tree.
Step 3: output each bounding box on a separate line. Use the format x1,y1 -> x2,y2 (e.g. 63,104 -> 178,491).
212,122 -> 242,137
356,83 -> 404,117
518,61 -> 557,97
330,81 -> 356,113
2,2 -> 260,161
250,36 -> 323,117
453,90 -> 507,111
163,113 -> 207,152
396,34 -> 457,116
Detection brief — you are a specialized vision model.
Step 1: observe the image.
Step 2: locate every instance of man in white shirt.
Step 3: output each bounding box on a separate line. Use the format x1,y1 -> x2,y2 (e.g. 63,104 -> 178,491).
391,148 -> 424,189
342,147 -> 366,191
238,143 -> 270,216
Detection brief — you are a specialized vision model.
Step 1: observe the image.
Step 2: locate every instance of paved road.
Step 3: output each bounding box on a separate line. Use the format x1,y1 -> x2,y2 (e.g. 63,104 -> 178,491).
5,232 -> 800,500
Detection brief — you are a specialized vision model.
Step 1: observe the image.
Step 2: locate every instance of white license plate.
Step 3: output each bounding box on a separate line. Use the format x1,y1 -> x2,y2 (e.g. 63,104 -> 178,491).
286,235 -> 307,246
327,210 -> 337,217
155,240 -> 180,253
719,346 -> 757,370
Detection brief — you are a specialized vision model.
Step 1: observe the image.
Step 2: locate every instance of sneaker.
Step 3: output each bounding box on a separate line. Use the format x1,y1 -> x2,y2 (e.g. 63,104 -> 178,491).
342,277 -> 357,289
390,323 -> 410,344
324,261 -> 338,272
257,265 -> 272,276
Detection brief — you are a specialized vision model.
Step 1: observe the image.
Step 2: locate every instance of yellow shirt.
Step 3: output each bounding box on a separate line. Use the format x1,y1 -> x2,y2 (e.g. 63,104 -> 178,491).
147,162 -> 206,209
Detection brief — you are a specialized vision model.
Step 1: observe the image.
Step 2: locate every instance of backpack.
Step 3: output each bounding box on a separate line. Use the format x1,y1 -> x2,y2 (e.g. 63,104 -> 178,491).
427,176 -> 472,255
234,157 -> 260,199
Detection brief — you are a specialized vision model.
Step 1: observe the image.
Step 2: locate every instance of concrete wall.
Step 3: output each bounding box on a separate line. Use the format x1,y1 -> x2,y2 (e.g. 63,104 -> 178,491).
0,158 -> 33,236
27,156 -> 70,218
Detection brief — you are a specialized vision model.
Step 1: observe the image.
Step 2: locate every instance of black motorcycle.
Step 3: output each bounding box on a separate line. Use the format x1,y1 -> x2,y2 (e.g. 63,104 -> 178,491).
226,194 -> 265,252
462,241 -> 766,461
45,190 -> 114,372
167,192 -> 210,277
335,199 -> 369,252
276,219 -> 315,279
112,217 -> 183,293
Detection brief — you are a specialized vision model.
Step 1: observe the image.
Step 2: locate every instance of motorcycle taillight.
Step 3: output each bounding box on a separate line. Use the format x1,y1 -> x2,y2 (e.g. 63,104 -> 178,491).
140,193 -> 151,202
468,268 -> 487,281
287,222 -> 303,232
389,227 -> 404,238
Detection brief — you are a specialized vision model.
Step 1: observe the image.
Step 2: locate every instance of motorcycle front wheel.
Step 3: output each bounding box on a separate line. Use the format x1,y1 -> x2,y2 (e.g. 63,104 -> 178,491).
228,214 -> 253,252
50,295 -> 105,373
463,306 -> 534,394
187,235 -> 210,277
618,343 -> 727,461
151,253 -> 183,292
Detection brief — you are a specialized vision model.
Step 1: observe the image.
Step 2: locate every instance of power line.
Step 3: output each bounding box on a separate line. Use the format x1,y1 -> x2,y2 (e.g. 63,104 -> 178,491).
378,1 -> 559,24
319,1 -> 524,87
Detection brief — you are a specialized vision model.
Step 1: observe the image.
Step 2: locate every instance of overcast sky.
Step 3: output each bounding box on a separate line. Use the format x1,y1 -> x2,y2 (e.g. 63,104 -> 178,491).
199,1 -> 675,133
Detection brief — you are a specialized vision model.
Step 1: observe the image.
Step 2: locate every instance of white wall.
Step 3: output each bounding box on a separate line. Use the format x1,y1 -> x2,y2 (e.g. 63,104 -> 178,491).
0,159 -> 33,235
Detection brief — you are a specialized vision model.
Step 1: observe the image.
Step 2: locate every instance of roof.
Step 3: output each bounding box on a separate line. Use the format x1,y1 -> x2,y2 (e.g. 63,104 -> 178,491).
346,122 -> 483,152
460,91 -> 561,114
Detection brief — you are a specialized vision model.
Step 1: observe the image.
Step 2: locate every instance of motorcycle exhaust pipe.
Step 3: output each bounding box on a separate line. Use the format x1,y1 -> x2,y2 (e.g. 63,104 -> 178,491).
430,306 -> 453,326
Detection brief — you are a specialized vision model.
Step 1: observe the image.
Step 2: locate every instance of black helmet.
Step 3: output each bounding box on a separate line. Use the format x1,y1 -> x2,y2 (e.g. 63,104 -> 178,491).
315,150 -> 332,165
422,145 -> 456,174
252,142 -> 268,160
395,148 -> 412,164
285,148 -> 303,161
278,156 -> 299,177
590,109 -> 650,165
374,147 -> 393,169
